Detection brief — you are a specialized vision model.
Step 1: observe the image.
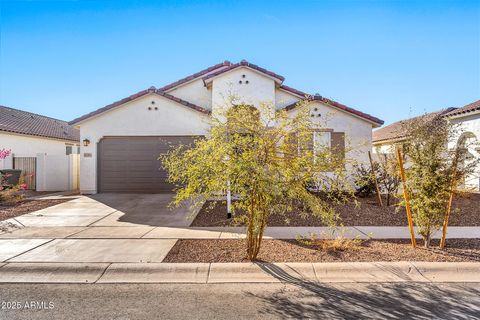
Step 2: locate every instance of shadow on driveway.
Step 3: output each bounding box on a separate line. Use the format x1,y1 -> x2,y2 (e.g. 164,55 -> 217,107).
88,193 -> 197,227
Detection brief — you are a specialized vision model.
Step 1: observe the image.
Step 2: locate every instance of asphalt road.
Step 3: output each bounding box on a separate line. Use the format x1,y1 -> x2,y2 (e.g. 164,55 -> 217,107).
0,282 -> 479,320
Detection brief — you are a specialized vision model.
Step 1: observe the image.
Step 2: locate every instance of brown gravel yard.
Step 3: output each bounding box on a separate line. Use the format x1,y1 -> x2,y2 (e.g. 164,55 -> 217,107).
163,239 -> 480,263
0,199 -> 70,221
192,193 -> 480,227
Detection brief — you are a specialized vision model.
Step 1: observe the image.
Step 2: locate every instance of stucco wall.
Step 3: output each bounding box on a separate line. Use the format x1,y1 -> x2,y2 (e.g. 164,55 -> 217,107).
211,68 -> 276,119
288,100 -> 373,168
77,93 -> 211,193
449,113 -> 480,190
167,79 -> 213,111
275,89 -> 301,110
0,132 -> 74,160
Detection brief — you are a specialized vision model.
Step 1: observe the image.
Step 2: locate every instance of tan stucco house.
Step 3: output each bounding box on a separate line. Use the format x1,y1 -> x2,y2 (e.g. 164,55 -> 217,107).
70,60 -> 384,194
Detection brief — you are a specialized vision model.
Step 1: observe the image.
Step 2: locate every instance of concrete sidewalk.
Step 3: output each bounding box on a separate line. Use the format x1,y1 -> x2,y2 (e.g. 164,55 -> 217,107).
0,261 -> 479,284
1,225 -> 479,240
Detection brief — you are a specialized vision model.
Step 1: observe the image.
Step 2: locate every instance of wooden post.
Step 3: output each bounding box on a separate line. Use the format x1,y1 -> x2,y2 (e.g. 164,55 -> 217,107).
396,147 -> 416,248
440,153 -> 458,249
368,151 -> 383,207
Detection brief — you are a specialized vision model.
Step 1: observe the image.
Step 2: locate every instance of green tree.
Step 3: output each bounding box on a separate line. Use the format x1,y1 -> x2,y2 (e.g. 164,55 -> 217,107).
401,114 -> 477,248
161,101 -> 350,260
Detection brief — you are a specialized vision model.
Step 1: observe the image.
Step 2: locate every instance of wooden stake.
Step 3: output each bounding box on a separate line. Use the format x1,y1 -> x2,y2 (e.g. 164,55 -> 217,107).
440,153 -> 458,249
368,151 -> 383,207
396,147 -> 416,248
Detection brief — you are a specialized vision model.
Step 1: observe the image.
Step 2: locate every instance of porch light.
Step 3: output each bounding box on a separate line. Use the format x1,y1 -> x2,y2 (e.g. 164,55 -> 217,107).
83,139 -> 90,147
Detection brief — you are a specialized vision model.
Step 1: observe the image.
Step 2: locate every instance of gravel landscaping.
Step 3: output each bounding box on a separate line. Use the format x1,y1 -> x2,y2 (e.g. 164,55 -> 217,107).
0,199 -> 70,221
163,239 -> 480,263
192,193 -> 480,227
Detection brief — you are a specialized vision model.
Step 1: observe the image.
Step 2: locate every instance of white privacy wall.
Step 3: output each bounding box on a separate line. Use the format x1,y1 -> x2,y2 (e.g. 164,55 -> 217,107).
36,154 -> 79,191
77,93 -> 211,194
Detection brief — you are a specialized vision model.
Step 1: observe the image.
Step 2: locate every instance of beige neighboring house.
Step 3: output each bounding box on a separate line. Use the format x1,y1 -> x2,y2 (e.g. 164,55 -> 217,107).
372,100 -> 480,190
70,60 -> 384,194
0,105 -> 80,191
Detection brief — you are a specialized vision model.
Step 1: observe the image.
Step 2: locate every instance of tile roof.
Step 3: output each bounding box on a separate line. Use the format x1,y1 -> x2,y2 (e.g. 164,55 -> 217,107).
0,105 -> 79,142
372,108 -> 456,144
202,60 -> 285,83
444,99 -> 480,117
159,61 -> 232,91
281,87 -> 384,126
69,87 -> 210,125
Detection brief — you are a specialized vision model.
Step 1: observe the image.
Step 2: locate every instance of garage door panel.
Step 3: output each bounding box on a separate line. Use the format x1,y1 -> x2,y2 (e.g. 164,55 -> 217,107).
98,136 -> 198,193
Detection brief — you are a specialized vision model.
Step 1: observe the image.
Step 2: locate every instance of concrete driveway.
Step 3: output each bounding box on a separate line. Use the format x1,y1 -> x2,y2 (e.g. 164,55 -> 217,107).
0,193 -> 198,263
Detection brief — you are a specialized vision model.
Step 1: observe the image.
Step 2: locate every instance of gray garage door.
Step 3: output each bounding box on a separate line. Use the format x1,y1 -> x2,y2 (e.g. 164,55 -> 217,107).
98,136 -> 198,193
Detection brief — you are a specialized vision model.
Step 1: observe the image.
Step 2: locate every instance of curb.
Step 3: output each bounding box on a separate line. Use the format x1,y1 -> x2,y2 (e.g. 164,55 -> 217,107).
0,262 -> 479,284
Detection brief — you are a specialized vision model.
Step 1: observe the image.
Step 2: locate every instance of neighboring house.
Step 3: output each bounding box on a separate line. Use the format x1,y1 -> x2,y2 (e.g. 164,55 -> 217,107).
372,100 -> 480,191
0,105 -> 80,191
372,108 -> 456,154
445,100 -> 480,190
70,60 -> 384,194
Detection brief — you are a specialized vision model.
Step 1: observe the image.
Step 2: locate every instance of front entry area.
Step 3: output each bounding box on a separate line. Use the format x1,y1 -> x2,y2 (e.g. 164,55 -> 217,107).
97,136 -> 198,193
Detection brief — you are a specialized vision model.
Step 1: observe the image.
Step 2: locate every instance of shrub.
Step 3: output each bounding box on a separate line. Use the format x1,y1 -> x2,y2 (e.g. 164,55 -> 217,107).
162,100 -> 351,260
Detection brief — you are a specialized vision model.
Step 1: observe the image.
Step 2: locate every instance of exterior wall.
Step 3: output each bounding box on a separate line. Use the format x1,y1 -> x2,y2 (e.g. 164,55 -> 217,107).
0,132 -> 79,191
167,79 -> 213,111
275,89 -> 301,110
36,154 -> 79,191
372,142 -> 397,155
211,67 -> 276,122
288,100 -> 374,169
77,93 -> 210,193
449,113 -> 480,190
0,132 -> 74,160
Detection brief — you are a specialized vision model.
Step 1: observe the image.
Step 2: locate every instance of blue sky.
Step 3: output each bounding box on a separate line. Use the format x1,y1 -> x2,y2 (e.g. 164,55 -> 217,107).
0,0 -> 479,125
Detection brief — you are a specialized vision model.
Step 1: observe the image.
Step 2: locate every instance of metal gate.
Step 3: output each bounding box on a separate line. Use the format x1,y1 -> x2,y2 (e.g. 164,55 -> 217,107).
13,157 -> 36,190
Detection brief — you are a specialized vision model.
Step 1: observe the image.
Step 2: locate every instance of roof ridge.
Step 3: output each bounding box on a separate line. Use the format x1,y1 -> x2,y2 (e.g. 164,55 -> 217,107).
158,60 -> 232,91
0,105 -> 69,124
202,60 -> 285,83
281,88 -> 384,125
69,87 -> 210,125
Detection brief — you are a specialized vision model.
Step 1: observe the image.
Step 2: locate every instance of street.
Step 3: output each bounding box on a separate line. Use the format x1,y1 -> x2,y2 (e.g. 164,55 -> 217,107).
0,282 -> 479,320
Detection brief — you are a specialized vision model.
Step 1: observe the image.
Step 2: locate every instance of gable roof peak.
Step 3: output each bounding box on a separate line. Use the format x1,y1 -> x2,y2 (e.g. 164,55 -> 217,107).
202,60 -> 285,84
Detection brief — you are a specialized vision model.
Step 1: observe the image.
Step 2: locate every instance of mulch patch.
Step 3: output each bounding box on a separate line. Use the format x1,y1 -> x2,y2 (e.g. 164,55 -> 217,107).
191,193 -> 480,227
163,239 -> 480,263
0,199 -> 70,221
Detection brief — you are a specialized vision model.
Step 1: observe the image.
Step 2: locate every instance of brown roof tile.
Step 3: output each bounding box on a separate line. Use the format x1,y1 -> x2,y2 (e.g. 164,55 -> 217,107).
202,60 -> 285,83
159,61 -> 232,91
445,99 -> 480,117
0,105 -> 79,142
372,108 -> 456,143
281,87 -> 384,126
69,88 -> 210,125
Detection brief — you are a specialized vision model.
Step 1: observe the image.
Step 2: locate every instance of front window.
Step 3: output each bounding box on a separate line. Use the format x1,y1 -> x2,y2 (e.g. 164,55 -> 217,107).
313,131 -> 331,163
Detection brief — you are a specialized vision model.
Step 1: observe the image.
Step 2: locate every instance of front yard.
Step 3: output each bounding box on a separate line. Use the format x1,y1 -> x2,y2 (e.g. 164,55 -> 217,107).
0,198 -> 70,222
192,193 -> 480,227
164,239 -> 480,263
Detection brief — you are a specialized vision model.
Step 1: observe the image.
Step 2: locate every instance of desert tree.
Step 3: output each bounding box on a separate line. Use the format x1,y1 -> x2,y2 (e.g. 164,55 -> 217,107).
400,114 -> 478,248
161,98 -> 352,260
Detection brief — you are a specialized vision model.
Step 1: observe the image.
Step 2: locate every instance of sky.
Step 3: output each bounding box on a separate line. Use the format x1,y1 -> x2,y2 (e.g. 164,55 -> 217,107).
0,0 -> 479,126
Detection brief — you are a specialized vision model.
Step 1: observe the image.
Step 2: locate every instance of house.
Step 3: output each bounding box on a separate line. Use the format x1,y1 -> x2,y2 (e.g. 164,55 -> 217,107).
0,105 -> 80,191
444,100 -> 480,190
70,60 -> 384,194
372,100 -> 480,190
372,108 -> 456,154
